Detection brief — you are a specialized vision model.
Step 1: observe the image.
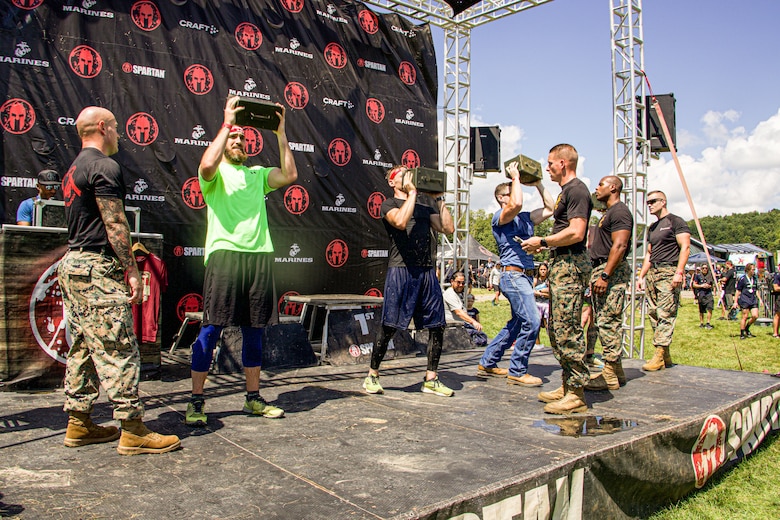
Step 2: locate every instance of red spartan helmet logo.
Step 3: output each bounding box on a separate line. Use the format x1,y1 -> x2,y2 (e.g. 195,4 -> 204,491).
278,291 -> 303,317
398,61 -> 417,85
12,0 -> 44,9
366,192 -> 385,219
131,1 -> 162,31
365,98 -> 385,124
284,185 -> 309,215
284,82 -> 309,110
126,112 -> 159,146
235,22 -> 263,50
176,293 -> 204,321
692,415 -> 727,488
328,138 -> 351,166
358,10 -> 379,34
242,127 -> 263,156
61,165 -> 81,207
184,64 -> 214,95
324,43 -> 347,69
182,177 -> 206,210
0,98 -> 35,134
365,288 -> 382,298
326,239 -> 348,268
69,45 -> 102,78
280,0 -> 303,13
401,149 -> 420,169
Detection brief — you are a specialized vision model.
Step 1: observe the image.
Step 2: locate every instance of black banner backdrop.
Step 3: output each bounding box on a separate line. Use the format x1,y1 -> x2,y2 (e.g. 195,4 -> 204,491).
0,0 -> 438,370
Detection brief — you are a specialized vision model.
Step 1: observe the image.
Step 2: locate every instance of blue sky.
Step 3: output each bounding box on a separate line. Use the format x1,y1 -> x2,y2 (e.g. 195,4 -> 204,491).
431,0 -> 780,220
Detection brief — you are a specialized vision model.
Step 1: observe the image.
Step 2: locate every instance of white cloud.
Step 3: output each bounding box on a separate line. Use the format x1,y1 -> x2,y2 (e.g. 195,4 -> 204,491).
648,108 -> 780,219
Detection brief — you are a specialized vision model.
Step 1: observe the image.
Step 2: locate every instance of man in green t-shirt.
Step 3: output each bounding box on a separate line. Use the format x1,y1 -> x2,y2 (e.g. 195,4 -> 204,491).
185,96 -> 298,426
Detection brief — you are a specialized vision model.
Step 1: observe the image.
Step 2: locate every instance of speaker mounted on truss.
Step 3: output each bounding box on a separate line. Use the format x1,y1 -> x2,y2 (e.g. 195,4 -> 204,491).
470,126 -> 501,173
638,93 -> 676,153
443,0 -> 482,16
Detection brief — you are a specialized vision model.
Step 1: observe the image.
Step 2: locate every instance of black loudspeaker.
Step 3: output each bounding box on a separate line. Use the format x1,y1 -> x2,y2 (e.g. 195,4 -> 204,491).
470,126 -> 500,172
644,93 -> 676,153
443,0 -> 481,16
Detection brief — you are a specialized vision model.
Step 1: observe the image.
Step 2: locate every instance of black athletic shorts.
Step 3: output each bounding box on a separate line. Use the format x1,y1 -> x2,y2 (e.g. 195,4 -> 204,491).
202,250 -> 274,328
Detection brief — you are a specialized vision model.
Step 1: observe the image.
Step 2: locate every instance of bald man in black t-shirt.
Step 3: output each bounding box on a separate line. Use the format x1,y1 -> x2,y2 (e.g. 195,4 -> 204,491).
637,190 -> 691,371
585,176 -> 633,392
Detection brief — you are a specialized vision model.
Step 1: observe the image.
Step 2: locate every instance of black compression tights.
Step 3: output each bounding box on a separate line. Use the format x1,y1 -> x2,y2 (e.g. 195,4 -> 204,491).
370,325 -> 445,373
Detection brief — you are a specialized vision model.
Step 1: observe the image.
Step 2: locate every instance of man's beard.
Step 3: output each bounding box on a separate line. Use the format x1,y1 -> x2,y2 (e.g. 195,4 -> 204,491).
224,148 -> 247,164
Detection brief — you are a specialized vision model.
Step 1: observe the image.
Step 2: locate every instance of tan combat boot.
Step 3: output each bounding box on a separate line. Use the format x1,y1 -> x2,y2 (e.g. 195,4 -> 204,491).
538,384 -> 565,403
117,419 -> 181,456
586,360 -> 621,391
663,348 -> 673,368
611,359 -> 627,386
543,386 -> 588,415
642,347 -> 666,371
64,411 -> 120,447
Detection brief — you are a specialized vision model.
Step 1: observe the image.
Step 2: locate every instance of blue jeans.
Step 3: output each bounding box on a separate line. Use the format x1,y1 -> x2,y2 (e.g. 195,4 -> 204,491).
480,271 -> 540,376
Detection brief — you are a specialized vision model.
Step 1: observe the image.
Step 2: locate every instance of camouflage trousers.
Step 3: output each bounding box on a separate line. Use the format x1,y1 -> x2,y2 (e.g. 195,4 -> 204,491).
58,251 -> 143,420
590,261 -> 630,362
646,265 -> 681,349
548,252 -> 592,388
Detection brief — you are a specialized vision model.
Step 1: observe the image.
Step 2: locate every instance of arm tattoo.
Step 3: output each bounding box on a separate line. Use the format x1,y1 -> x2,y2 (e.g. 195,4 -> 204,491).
96,197 -> 137,272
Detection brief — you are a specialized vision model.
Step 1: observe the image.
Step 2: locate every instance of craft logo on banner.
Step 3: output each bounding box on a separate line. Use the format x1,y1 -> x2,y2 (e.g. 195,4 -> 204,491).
326,239 -> 348,268
30,261 -> 68,364
284,82 -> 309,110
366,192 -> 385,219
179,18 -> 218,36
284,185 -> 309,215
278,291 -> 303,316
176,293 -> 203,321
365,98 -> 385,124
184,64 -> 214,95
69,45 -> 102,78
126,112 -> 159,146
398,61 -> 417,85
275,243 -> 314,264
401,149 -> 420,169
280,0 -> 303,14
358,9 -> 379,34
235,22 -> 262,50
328,138 -> 351,166
13,0 -> 44,9
182,177 -> 205,209
324,43 -> 347,69
0,98 -> 35,134
131,1 -> 162,31
243,127 -> 263,156
323,96 -> 354,110
691,414 -> 727,488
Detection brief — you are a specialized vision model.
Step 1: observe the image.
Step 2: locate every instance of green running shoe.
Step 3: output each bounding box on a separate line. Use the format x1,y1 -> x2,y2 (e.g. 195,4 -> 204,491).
185,400 -> 207,427
243,397 -> 284,418
362,375 -> 384,394
421,377 -> 454,397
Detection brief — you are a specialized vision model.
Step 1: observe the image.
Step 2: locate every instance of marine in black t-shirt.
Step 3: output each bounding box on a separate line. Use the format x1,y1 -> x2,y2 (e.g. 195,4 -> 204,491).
589,200 -> 633,261
551,177 -> 592,254
647,213 -> 690,264
63,147 -> 126,252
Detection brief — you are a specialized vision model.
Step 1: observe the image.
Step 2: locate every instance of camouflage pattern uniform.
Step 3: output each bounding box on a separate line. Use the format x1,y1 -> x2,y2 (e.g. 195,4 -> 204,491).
590,261 -> 630,362
58,250 -> 143,420
645,264 -> 681,348
548,252 -> 592,388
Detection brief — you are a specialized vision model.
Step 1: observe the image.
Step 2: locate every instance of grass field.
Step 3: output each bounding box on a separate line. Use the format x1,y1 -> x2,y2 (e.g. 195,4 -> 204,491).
471,288 -> 780,519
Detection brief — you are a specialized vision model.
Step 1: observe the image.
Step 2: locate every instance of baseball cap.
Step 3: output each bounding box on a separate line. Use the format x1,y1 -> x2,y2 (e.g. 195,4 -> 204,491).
37,169 -> 60,187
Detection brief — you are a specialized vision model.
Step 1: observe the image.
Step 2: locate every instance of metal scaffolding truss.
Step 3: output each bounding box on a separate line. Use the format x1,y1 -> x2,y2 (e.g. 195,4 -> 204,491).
611,0 -> 649,359
362,0 -> 647,353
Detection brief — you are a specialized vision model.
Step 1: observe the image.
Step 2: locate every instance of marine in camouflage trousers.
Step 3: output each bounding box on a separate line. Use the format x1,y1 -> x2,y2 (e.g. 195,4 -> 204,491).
645,264 -> 681,349
548,252 -> 592,389
590,261 -> 630,362
58,250 -> 144,420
